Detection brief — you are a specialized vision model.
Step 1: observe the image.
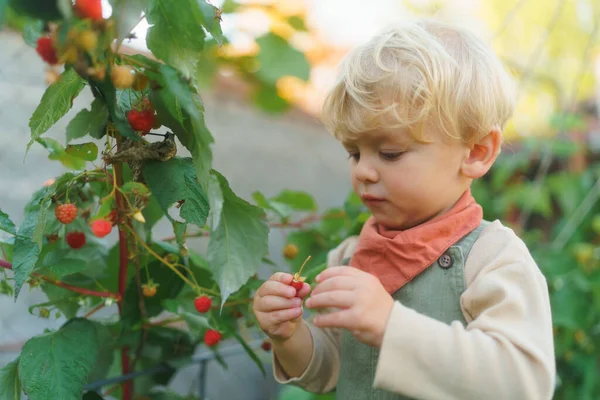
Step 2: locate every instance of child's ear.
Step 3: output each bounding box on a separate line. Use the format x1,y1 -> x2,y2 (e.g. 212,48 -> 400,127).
461,129 -> 502,179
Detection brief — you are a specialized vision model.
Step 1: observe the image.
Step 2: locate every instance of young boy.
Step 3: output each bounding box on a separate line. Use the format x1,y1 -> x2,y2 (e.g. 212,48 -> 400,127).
252,18 -> 555,399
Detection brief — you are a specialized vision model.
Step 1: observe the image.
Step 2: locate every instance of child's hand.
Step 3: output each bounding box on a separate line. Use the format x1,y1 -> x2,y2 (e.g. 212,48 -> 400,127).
253,272 -> 311,344
305,266 -> 394,348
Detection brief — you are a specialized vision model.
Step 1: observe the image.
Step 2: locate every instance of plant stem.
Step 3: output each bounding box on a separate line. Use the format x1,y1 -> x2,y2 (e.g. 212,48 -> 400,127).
0,260 -> 120,299
83,302 -> 106,318
113,133 -> 133,400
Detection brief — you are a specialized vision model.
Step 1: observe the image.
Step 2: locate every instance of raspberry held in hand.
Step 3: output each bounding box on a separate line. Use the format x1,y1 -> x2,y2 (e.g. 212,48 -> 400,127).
55,204 -> 78,224
91,219 -> 112,237
66,231 -> 86,249
204,329 -> 222,346
194,296 -> 212,313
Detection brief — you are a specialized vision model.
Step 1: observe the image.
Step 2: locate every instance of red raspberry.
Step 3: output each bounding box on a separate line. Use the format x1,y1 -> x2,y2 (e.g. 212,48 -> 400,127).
74,0 -> 103,21
204,329 -> 222,347
127,110 -> 156,133
36,37 -> 58,65
91,219 -> 112,237
261,340 -> 272,351
66,231 -> 86,249
290,280 -> 304,293
194,296 -> 212,313
55,203 -> 78,225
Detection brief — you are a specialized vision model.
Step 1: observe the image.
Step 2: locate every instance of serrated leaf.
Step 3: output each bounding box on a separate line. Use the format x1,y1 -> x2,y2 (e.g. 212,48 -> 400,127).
22,19 -> 44,47
66,100 -> 109,142
146,0 -> 206,78
0,208 -> 16,235
28,68 -> 86,151
149,71 -> 214,186
272,190 -> 317,211
144,157 -> 209,227
196,0 -> 225,45
18,318 -> 98,400
13,187 -> 53,299
0,356 -> 22,400
36,138 -> 86,170
255,33 -> 310,85
208,171 -> 269,306
109,0 -> 148,46
65,142 -> 98,161
31,196 -> 52,249
92,78 -> 139,141
252,191 -> 292,220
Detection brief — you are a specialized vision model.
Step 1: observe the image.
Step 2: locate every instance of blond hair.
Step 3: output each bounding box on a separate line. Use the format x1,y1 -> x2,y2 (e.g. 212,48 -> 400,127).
321,19 -> 516,144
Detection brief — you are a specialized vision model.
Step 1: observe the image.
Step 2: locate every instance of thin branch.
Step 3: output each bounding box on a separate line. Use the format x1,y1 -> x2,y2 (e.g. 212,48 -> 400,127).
490,0 -> 529,43
83,302 -> 106,318
0,261 -> 120,300
129,234 -> 148,372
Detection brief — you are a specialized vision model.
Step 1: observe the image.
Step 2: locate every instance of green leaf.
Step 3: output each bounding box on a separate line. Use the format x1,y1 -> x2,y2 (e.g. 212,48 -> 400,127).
272,190 -> 318,211
9,0 -> 61,20
28,68 -> 86,151
22,19 -> 44,47
232,332 -> 266,377
146,0 -> 206,78
92,78 -> 139,141
196,0 -> 225,45
65,142 -> 98,161
149,68 -> 214,185
18,318 -> 98,400
41,258 -> 88,279
207,173 -> 223,229
0,356 -> 22,400
252,191 -> 292,220
180,310 -> 212,340
108,0 -> 148,45
144,157 -> 209,228
66,99 -> 109,142
87,322 -> 116,383
31,196 -> 52,249
255,33 -> 310,84
36,138 -> 86,170
253,84 -> 290,114
208,171 -> 269,305
0,208 -> 16,235
13,187 -> 53,299
287,16 -> 308,31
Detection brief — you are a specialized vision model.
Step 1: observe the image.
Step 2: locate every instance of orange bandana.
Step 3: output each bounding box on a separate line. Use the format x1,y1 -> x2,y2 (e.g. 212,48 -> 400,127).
349,189 -> 483,294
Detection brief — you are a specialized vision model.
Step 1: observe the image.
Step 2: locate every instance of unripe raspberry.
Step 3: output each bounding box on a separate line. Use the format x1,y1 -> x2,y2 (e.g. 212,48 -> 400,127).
76,30 -> 98,51
283,243 -> 299,260
111,65 -> 134,89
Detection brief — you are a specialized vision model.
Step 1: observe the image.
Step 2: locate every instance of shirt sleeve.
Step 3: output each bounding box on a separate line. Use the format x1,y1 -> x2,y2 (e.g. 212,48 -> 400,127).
373,222 -> 556,400
272,236 -> 359,393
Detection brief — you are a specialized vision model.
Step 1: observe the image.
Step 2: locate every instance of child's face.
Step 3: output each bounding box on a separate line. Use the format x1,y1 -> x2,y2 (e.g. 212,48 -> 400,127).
343,127 -> 471,230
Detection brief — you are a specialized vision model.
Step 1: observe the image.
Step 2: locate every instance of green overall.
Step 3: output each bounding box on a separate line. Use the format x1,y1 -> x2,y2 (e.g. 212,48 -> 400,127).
336,221 -> 489,400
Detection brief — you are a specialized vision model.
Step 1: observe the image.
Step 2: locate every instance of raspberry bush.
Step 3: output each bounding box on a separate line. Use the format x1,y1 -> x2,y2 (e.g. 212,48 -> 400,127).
0,0 -> 315,399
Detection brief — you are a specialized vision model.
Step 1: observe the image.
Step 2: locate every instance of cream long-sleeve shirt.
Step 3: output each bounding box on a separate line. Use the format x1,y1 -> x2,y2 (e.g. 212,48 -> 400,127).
273,220 -> 556,400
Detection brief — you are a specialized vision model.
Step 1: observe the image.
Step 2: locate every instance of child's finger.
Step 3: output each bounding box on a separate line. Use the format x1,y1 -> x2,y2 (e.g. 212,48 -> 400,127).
315,266 -> 359,283
311,276 -> 356,296
267,307 -> 303,326
312,309 -> 354,330
306,290 -> 354,310
257,280 -> 297,298
258,295 -> 302,312
296,282 -> 312,299
269,272 -> 294,284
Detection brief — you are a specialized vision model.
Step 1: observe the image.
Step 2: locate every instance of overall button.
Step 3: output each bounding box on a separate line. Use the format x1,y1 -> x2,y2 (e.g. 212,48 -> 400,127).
439,253 -> 454,269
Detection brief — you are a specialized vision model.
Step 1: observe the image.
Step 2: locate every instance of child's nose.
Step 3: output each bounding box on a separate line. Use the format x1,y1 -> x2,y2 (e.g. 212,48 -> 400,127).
354,158 -> 379,183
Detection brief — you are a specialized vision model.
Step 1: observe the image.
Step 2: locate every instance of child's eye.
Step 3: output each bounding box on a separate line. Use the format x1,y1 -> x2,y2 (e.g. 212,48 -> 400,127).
380,152 -> 402,161
347,152 -> 360,161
